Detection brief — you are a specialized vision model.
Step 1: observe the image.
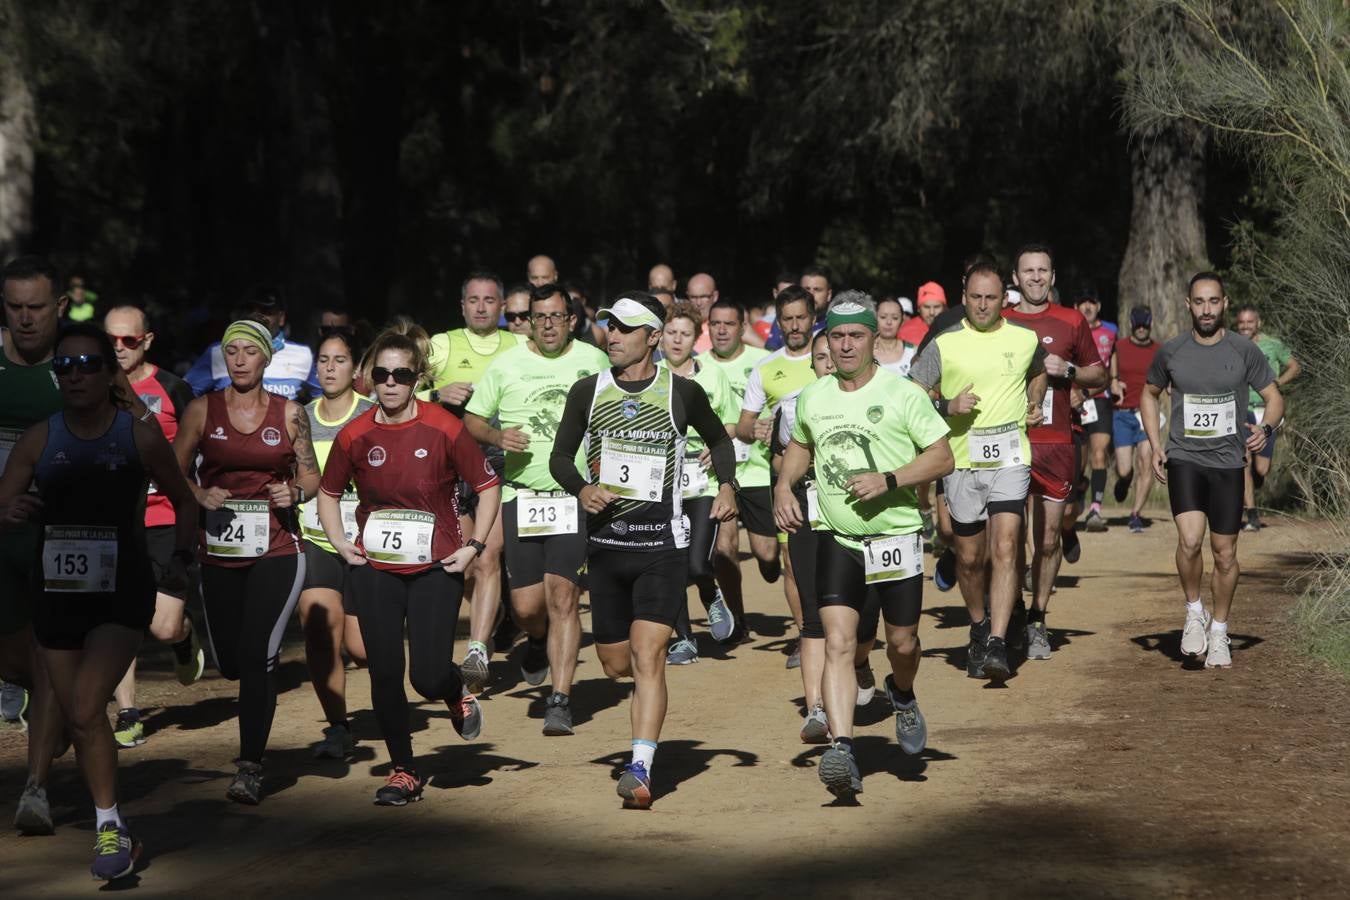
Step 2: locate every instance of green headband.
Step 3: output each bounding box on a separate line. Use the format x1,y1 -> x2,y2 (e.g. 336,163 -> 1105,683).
222,319 -> 275,363
825,301 -> 878,332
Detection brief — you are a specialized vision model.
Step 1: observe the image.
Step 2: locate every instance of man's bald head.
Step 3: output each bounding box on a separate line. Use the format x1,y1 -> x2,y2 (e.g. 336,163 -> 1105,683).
686,272 -> 718,317
527,255 -> 558,287
648,264 -> 676,293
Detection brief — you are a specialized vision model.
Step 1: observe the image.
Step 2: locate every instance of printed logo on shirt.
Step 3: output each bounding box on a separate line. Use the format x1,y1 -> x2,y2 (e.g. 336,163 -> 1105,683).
138,394 -> 163,415
261,426 -> 282,447
867,405 -> 884,424
458,359 -> 473,369
610,520 -> 629,535
621,399 -> 640,420
52,450 -> 68,464
368,445 -> 387,467
414,448 -> 428,459
209,425 -> 228,441
1042,335 -> 1054,344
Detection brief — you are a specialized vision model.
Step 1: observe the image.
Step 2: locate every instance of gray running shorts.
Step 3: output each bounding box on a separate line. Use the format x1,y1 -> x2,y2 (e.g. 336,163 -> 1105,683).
943,466 -> 1031,524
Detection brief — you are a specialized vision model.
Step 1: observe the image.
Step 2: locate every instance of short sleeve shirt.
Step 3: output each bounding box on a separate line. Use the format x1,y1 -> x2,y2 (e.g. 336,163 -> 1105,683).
1002,304 -> 1100,443
702,345 -> 771,488
1251,334 -> 1292,406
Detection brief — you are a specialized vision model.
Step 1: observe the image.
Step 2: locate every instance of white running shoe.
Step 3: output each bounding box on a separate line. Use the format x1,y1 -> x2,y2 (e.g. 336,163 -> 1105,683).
1205,632 -> 1232,668
1180,606 -> 1212,657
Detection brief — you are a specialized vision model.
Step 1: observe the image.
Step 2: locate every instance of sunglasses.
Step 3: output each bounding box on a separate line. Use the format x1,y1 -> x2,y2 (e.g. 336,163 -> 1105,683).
503,311 -> 530,323
109,334 -> 146,350
372,366 -> 417,386
53,354 -> 107,375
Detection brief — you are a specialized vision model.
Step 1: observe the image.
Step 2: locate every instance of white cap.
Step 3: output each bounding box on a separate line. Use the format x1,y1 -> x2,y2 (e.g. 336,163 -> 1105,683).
597,296 -> 664,330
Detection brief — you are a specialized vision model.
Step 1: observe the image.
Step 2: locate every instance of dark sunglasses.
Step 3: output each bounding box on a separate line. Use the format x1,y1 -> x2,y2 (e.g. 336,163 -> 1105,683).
371,366 -> 417,386
109,334 -> 146,350
53,354 -> 107,375
503,311 -> 530,323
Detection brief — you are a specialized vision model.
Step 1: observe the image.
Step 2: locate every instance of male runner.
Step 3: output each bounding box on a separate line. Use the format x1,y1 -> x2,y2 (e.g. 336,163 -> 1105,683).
549,291 -> 736,808
1003,245 -> 1106,660
909,263 -> 1046,682
1074,289 -> 1117,531
1110,306 -> 1161,532
464,284 -> 609,735
897,281 -> 946,347
647,264 -> 677,294
1233,305 -> 1300,531
1141,273 -> 1282,668
766,265 -> 831,351
502,284 -> 534,338
184,286 -> 319,400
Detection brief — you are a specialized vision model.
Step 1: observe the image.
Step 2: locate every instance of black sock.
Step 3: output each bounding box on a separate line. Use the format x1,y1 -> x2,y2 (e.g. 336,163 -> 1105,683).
1090,468 -> 1107,504
1027,606 -> 1045,625
835,736 -> 855,753
888,677 -> 916,705
970,618 -> 990,642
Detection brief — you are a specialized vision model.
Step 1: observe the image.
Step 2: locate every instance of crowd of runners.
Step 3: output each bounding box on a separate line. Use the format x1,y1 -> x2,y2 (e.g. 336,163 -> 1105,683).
0,246 -> 1296,880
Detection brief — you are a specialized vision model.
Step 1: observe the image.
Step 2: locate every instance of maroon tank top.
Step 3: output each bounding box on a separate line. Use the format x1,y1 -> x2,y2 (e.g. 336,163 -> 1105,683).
196,390 -> 301,566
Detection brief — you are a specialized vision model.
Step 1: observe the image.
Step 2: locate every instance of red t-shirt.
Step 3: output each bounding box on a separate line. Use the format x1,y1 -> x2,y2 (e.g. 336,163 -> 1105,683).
321,401 -> 499,573
132,366 -> 193,528
1114,339 -> 1159,410
1088,323 -> 1116,400
1002,304 -> 1099,445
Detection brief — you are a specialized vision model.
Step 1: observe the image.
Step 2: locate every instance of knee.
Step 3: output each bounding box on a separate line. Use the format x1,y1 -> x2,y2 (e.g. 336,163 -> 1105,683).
1212,545 -> 1239,574
888,630 -> 919,657
409,662 -> 451,701
148,617 -> 180,643
1038,533 -> 1062,558
823,626 -> 856,660
1177,536 -> 1204,559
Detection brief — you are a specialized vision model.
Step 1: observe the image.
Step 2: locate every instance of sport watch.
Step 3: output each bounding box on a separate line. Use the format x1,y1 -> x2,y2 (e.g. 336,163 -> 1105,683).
466,539 -> 487,557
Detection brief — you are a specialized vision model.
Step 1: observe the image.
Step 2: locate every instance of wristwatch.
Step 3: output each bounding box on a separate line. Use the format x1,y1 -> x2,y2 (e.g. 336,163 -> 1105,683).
1065,362 -> 1078,381
466,539 -> 487,557
884,472 -> 898,492
1262,423 -> 1273,438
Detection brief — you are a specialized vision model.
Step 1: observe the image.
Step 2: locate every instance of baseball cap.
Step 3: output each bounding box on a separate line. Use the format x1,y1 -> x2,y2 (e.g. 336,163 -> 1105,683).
1004,287 -> 1022,307
1075,289 -> 1100,305
898,297 -> 914,315
917,282 -> 946,305
597,293 -> 664,330
1129,305 -> 1153,327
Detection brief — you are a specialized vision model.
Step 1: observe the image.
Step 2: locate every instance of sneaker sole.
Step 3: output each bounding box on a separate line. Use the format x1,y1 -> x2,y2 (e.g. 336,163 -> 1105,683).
542,723 -> 574,737
374,792 -> 423,807
312,743 -> 354,760
785,655 -> 801,670
855,687 -> 876,706
114,736 -> 147,749
1204,660 -> 1232,669
1181,637 -> 1209,657
897,723 -> 927,756
176,649 -> 206,687
981,659 -> 1010,682
462,656 -> 490,694
521,667 -> 550,686
225,788 -> 261,806
665,656 -> 698,666
15,807 -> 55,836
1085,521 -> 1107,533
617,778 -> 652,809
1026,646 -> 1052,660
800,726 -> 830,745
91,841 -> 142,881
818,755 -> 862,798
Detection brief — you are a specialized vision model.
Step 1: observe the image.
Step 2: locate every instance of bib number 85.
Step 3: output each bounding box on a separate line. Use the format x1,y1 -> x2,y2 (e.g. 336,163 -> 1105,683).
980,444 -> 1000,460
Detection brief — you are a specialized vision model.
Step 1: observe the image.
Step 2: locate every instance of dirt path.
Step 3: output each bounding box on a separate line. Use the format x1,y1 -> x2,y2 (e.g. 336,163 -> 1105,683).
4,511 -> 1349,897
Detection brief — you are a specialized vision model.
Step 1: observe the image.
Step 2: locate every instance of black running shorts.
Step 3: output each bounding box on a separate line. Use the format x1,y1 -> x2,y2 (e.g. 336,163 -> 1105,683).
1166,460 -> 1244,536
501,499 -> 588,589
587,547 -> 686,644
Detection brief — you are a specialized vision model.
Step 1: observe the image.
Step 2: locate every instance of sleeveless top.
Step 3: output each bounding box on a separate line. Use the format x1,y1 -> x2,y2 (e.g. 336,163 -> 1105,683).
35,410 -> 154,601
196,390 -> 301,566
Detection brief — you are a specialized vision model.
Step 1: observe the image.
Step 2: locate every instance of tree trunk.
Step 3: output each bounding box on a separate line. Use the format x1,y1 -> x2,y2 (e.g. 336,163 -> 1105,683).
1116,120 -> 1209,341
0,0 -> 35,261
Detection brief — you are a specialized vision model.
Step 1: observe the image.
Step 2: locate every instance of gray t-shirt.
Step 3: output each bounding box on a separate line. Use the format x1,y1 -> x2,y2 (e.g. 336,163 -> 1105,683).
1146,330 -> 1273,469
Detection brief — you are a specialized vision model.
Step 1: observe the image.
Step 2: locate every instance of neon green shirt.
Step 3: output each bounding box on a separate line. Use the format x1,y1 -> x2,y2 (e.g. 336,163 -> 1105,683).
702,345 -> 770,488
1251,333 -> 1291,406
465,340 -> 609,502
677,359 -> 737,499
425,328 -> 522,396
792,366 -> 950,550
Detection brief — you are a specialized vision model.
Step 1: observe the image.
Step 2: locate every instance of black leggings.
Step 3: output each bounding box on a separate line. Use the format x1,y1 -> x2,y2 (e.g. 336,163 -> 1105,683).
674,497 -> 720,640
350,565 -> 465,768
817,532 -> 924,629
200,554 -> 306,764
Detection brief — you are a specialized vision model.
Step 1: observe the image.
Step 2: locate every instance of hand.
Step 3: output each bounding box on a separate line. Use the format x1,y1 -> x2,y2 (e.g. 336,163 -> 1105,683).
197,486 -> 230,511
752,419 -> 773,443
948,383 -> 979,415
697,448 -> 712,469
499,427 -> 531,452
336,540 -> 368,567
1152,448 -> 1168,484
579,484 -> 617,514
1069,386 -> 1086,409
847,471 -> 890,502
440,382 -> 474,407
1044,353 -> 1071,378
267,482 -> 295,509
1025,399 -> 1044,428
1111,378 -> 1125,402
0,494 -> 43,526
1244,422 -> 1268,454
710,484 -> 737,522
773,487 -> 802,534
441,546 -> 479,574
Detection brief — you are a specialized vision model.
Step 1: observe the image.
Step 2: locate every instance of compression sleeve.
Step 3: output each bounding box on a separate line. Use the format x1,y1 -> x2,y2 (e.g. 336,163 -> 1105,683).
678,377 -> 736,485
549,374 -> 598,496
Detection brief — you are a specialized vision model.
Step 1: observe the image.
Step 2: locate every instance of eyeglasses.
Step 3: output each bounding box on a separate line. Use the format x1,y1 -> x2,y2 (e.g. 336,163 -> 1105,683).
530,311 -> 570,325
371,366 -> 417,386
503,311 -> 531,323
52,354 -> 106,375
109,334 -> 146,350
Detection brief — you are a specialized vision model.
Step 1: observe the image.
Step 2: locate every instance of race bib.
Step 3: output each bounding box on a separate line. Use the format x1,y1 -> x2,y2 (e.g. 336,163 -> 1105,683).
805,483 -> 822,531
1183,392 -> 1237,438
301,492 -> 359,543
1078,398 -> 1099,425
968,423 -> 1022,469
1040,388 -> 1054,426
205,500 -> 270,558
599,437 -> 666,501
680,453 -> 709,499
516,490 -> 578,537
0,426 -> 18,475
43,525 -> 117,592
732,438 -> 752,464
863,532 -> 923,584
363,509 -> 436,564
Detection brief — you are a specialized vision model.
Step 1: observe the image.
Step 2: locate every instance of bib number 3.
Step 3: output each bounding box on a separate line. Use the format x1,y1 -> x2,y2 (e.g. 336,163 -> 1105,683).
599,437 -> 666,501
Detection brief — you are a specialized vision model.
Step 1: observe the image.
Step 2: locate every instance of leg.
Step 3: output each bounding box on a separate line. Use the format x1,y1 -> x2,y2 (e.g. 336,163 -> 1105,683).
819,605 -> 860,739
405,569 -> 466,702
788,519 -> 824,709
235,556 -> 305,763
467,510 -> 505,649
298,588 -> 348,726
628,620 -> 671,743
986,512 -> 1024,638
352,565 -> 413,766
1131,441 -> 1155,517
589,549 -> 635,680
510,584 -> 549,643
1174,512 -> 1208,601
543,574 -> 581,695
1114,443 -> 1135,480
1209,532 -> 1240,623
343,614 -> 367,665
952,526 -> 989,624
712,519 -> 745,623
1029,497 -> 1066,614
777,537 -> 803,630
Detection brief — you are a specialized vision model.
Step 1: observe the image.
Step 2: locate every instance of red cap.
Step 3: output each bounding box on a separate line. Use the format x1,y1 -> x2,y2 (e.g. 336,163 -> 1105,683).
917,281 -> 947,306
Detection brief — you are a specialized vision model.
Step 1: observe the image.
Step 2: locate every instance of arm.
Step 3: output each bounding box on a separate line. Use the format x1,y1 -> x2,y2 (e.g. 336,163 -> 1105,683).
1245,381 -> 1285,454
0,425 -> 45,528
271,400 -> 321,509
1140,384 -> 1167,483
735,366 -> 769,443
134,419 -> 198,589
463,412 -> 530,453
1110,352 -> 1123,401
443,430 -> 502,572
846,437 -> 955,502
548,378 -> 594,496
771,440 -> 813,533
1073,362 -> 1108,392
173,397 -> 227,509
1025,370 -> 1048,427
1278,356 -> 1301,387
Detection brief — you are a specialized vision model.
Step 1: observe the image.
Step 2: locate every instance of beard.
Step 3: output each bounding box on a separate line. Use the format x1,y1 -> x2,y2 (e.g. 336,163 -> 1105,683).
1193,315 -> 1220,337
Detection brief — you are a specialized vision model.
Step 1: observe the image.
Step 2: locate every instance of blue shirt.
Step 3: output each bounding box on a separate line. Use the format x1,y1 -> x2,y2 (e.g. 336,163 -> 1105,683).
185,338 -> 320,400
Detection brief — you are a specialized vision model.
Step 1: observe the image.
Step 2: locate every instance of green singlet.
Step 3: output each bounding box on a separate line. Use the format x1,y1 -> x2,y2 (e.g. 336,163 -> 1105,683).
301,393 -> 375,553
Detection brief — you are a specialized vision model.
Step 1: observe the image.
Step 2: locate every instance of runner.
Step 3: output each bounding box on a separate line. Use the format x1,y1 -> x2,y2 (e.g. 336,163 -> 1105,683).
765,266 -> 831,351
184,286 -> 319,400
502,284 -> 535,338
548,291 -> 737,809
174,318 -> 320,804
0,323 -> 198,880
1073,289 -> 1117,532
776,296 -> 953,798
104,305 -> 205,750
297,329 -> 373,760
425,272 -> 521,693
656,302 -> 739,665
909,263 -> 1046,682
1004,245 -> 1106,661
1140,273 -> 1282,669
463,284 -> 608,734
1110,306 -> 1161,532
873,296 -> 914,375
1233,305 -> 1300,531
318,328 -> 497,805
897,281 -> 947,348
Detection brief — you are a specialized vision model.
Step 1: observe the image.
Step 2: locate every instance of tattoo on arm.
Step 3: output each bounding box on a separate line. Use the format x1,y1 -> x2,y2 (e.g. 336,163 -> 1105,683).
291,405 -> 319,473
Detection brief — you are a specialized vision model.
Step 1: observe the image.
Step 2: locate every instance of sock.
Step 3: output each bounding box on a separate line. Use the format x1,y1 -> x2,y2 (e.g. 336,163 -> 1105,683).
118,707 -> 139,720
1186,599 -> 1204,615
889,679 -> 915,706
970,618 -> 989,642
1090,468 -> 1107,505
1027,606 -> 1045,625
835,736 -> 855,753
631,739 -> 657,771
1210,619 -> 1228,634
95,804 -> 123,829
527,635 -> 546,648
467,640 -> 489,657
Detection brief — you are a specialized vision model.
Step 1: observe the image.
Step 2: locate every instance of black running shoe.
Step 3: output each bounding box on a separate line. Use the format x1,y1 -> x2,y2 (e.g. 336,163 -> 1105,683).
521,638 -> 550,686
1008,600 -> 1027,651
966,619 -> 990,678
1062,528 -> 1081,564
1113,470 -> 1133,503
374,766 -> 424,806
981,636 -> 1011,682
934,548 -> 957,592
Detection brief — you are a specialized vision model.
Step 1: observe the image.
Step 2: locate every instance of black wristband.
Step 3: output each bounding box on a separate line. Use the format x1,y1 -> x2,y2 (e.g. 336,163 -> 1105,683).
466,539 -> 486,557
884,471 -> 898,492
934,398 -> 950,417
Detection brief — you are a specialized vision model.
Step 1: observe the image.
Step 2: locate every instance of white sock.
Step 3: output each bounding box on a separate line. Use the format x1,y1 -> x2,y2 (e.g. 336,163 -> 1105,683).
1210,619 -> 1228,635
631,740 -> 657,771
1186,599 -> 1204,615
95,804 -> 123,829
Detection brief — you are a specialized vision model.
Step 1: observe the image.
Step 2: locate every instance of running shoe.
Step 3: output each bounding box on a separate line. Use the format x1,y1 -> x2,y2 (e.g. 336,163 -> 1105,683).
520,638 -> 550,686
855,663 -> 876,706
14,777 -> 53,835
933,548 -> 957,592
617,761 -> 653,809
1113,470 -> 1133,503
543,692 -> 574,736
461,645 -> 490,695
1084,508 -> 1107,532
1026,621 -> 1052,660
374,766 -> 424,806
707,590 -> 736,643
1205,631 -> 1232,668
0,681 -> 28,723
174,627 -> 206,686
800,704 -> 830,744
1181,606 -> 1212,657
226,761 -> 263,805
449,691 -> 483,741
981,636 -> 1011,682
1022,565 -> 1033,593
883,676 -> 927,756
90,821 -> 141,881
966,620 -> 990,679
666,638 -> 699,666
1128,514 -> 1144,534
113,709 -> 146,748
920,509 -> 935,541
818,743 -> 862,798
1244,509 -> 1262,533
785,638 -> 801,670
312,723 -> 354,759
1062,528 -> 1082,564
